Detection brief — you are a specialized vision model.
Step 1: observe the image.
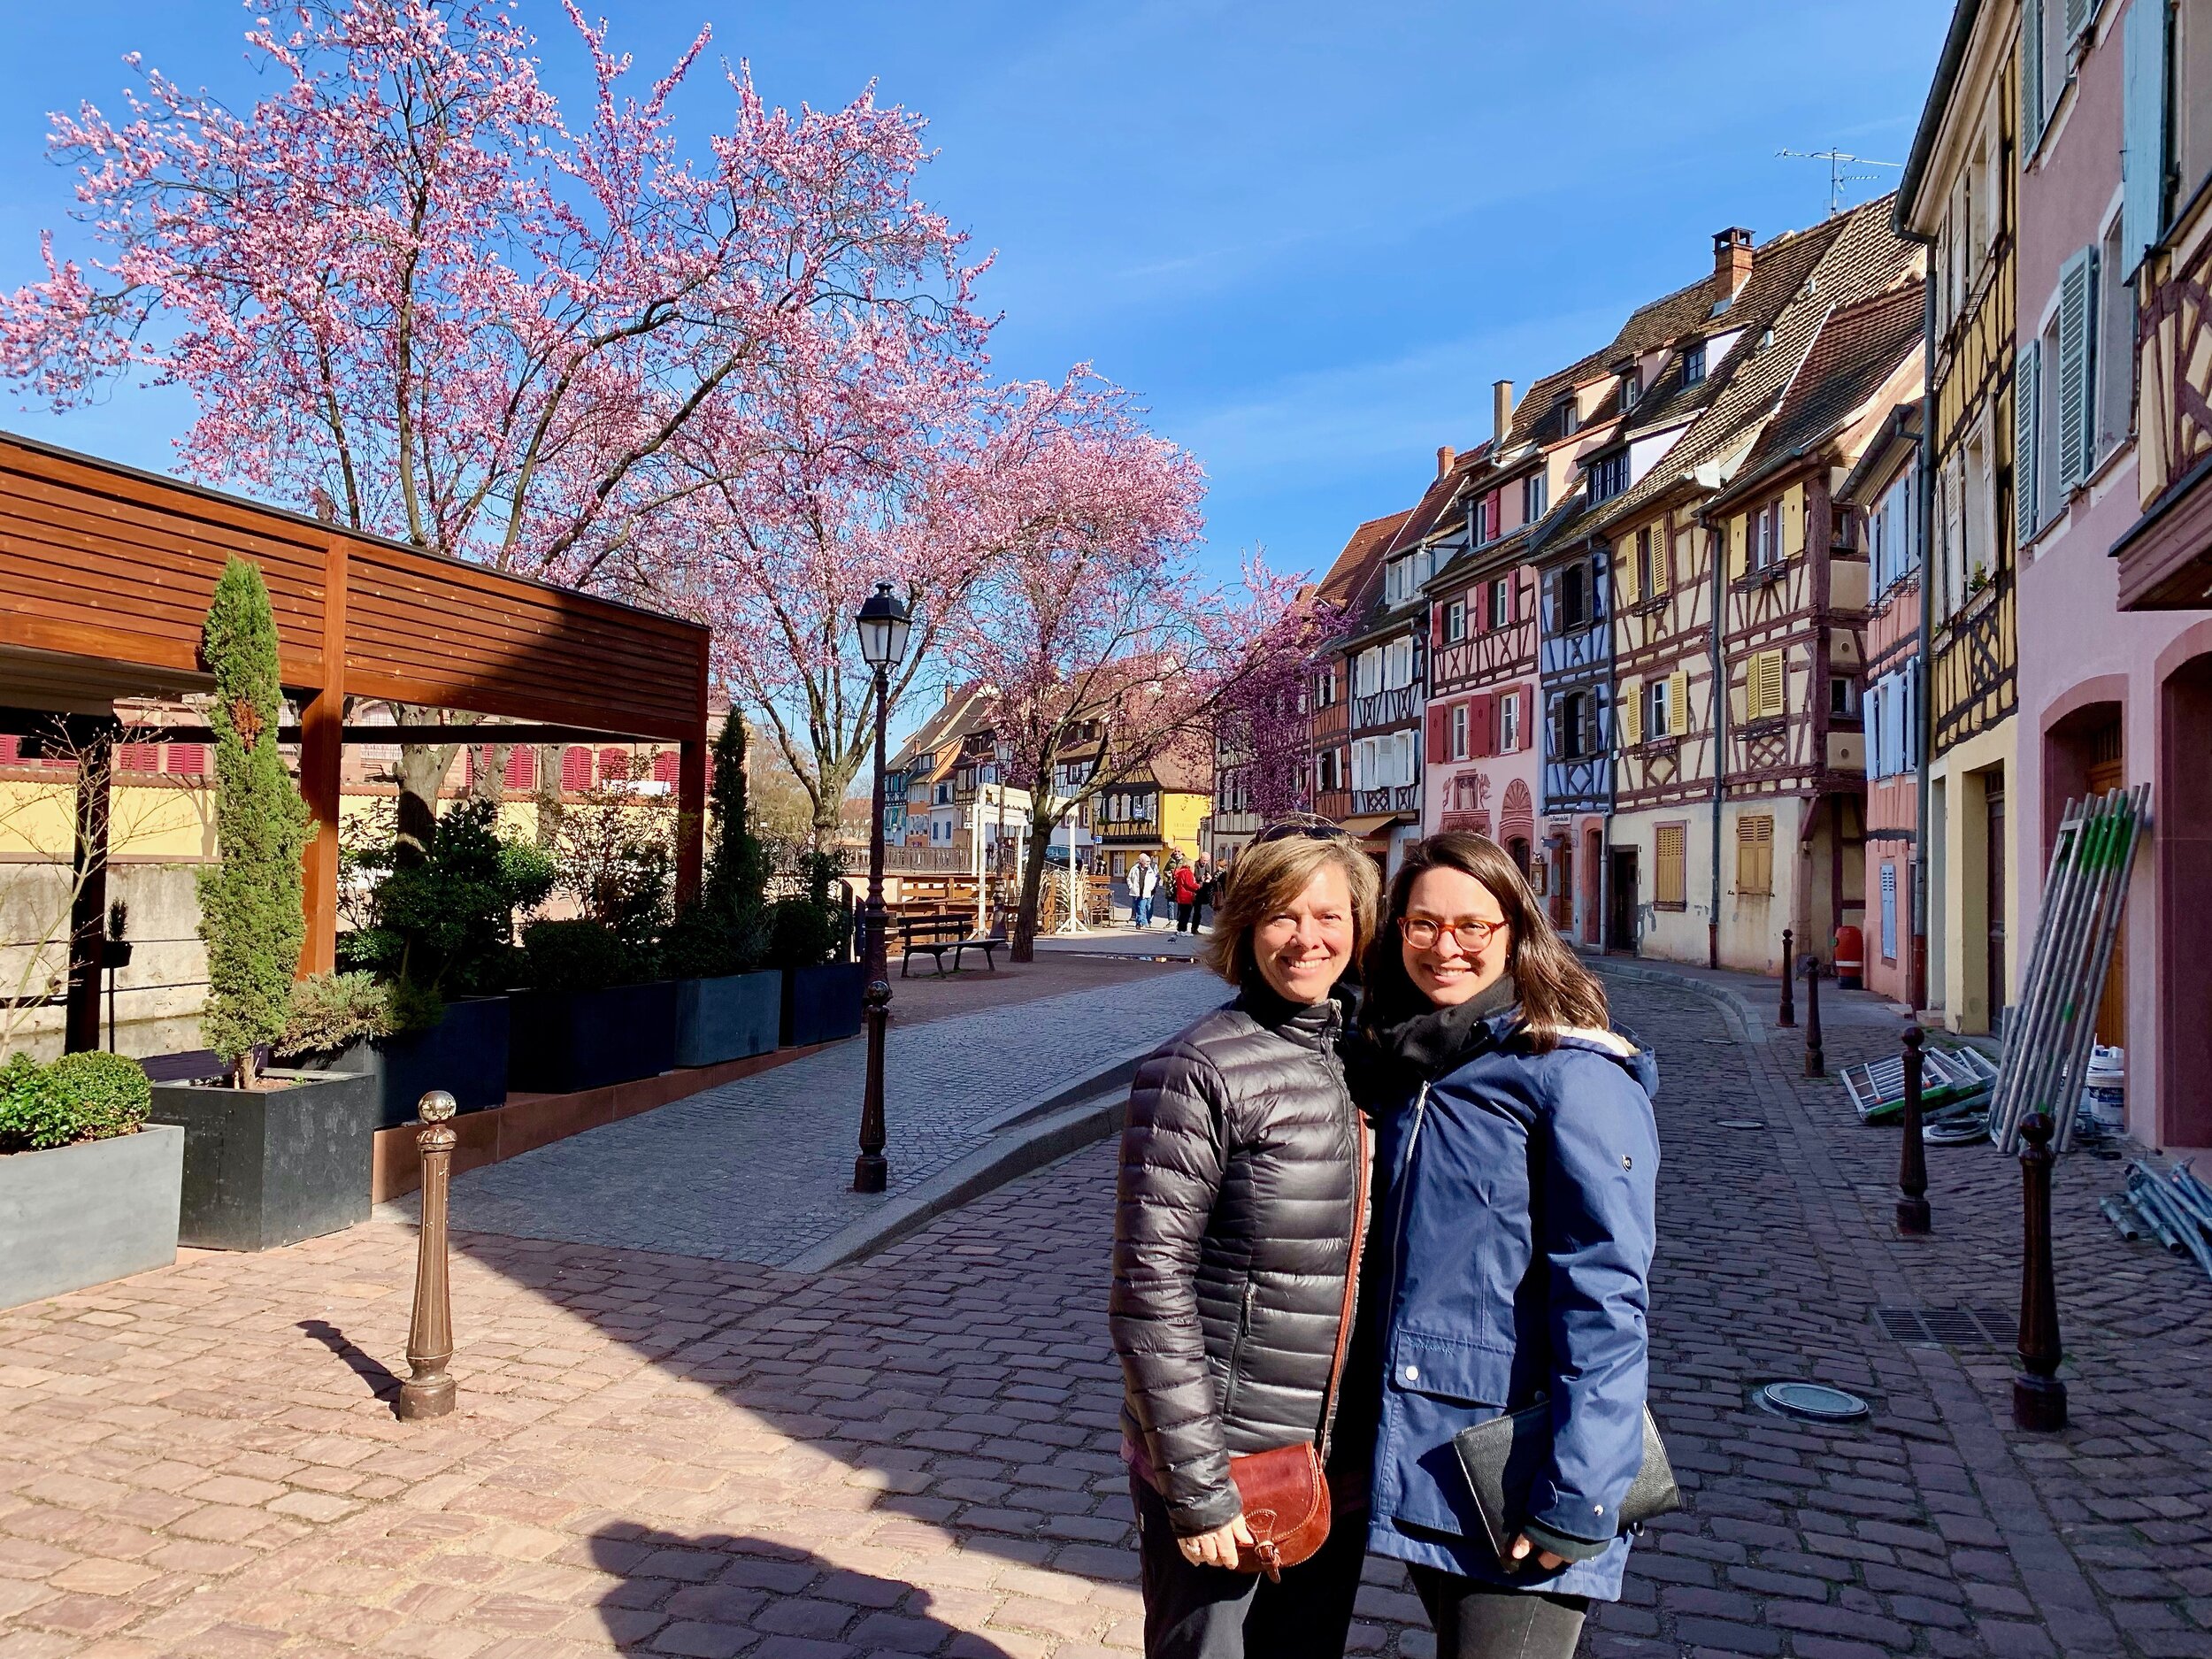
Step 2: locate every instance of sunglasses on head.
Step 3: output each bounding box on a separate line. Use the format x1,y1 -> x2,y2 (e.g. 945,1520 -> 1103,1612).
1255,816 -> 1355,846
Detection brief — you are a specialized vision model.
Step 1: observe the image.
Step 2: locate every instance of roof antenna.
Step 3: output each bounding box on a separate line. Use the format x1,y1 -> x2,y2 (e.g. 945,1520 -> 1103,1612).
1777,148 -> 1903,217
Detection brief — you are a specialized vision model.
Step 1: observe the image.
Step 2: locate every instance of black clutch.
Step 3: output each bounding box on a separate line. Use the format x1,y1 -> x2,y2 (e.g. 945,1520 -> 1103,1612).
1450,1401 -> 1680,1564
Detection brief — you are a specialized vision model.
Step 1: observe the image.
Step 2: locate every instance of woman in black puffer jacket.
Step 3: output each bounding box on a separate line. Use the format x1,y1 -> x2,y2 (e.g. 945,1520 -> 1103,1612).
1110,821 -> 1381,1658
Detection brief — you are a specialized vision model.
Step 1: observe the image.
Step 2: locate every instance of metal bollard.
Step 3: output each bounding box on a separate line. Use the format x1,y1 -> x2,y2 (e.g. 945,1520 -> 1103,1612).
853,979 -> 892,1194
398,1090 -> 458,1420
1801,955 -> 1824,1079
1896,1025 -> 1932,1235
2013,1111 -> 2067,1432
1778,927 -> 1796,1027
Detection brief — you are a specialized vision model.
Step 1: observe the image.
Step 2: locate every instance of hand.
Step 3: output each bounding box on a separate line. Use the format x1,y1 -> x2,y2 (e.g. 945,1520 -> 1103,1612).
1508,1533 -> 1567,1573
1178,1513 -> 1256,1570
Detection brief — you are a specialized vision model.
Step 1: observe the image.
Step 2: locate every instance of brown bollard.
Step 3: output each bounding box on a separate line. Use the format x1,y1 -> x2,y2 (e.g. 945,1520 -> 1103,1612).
1896,1025 -> 1932,1235
1801,955 -> 1824,1079
852,979 -> 891,1194
397,1090 -> 457,1420
2013,1111 -> 2067,1431
1778,927 -> 1796,1028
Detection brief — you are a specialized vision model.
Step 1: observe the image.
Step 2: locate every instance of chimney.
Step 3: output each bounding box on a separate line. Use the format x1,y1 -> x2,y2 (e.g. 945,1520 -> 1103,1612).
1493,380 -> 1514,447
1437,444 -> 1456,479
1714,227 -> 1754,299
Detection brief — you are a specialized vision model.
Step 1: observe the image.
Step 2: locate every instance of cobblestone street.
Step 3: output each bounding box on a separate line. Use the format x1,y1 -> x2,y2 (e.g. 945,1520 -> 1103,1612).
1,966 -> 2208,1657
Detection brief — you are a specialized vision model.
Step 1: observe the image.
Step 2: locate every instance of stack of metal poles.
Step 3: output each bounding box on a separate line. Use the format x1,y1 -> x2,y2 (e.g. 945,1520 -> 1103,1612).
1988,787 -> 2149,1152
2113,1161 -> 2212,1282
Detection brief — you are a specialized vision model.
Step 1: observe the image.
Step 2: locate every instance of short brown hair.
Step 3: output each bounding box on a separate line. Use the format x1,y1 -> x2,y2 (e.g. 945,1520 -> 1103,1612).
1363,831 -> 1609,1048
1201,827 -> 1380,991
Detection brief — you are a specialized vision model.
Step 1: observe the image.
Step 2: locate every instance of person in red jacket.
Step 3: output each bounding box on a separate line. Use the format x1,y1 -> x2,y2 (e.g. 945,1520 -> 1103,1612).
1172,860 -> 1202,933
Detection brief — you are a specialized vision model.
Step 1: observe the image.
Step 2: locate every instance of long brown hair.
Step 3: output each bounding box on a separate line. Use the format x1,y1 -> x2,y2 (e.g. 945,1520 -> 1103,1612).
1201,827 -> 1380,992
1363,831 -> 1609,1049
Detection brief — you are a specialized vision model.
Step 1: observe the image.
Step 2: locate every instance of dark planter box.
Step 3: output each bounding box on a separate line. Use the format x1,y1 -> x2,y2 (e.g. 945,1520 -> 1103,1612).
148,1070 -> 379,1251
0,1125 -> 184,1310
782,961 -> 866,1047
675,971 -> 782,1068
295,996 -> 511,1128
508,979 -> 678,1094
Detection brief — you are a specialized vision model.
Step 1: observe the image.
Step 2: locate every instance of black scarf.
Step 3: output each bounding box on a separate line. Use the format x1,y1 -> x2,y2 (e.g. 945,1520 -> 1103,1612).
1358,973 -> 1520,1094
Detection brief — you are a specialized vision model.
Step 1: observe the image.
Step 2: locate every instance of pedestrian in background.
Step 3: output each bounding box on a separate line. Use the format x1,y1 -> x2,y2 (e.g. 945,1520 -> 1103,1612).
1354,832 -> 1659,1658
1171,858 -> 1202,933
1129,851 -> 1160,929
1192,856 -> 1217,932
1110,820 -> 1382,1657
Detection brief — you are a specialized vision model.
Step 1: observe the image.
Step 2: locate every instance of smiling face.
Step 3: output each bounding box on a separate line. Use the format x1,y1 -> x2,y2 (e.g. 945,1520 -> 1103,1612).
1252,863 -> 1358,1006
1399,864 -> 1513,1006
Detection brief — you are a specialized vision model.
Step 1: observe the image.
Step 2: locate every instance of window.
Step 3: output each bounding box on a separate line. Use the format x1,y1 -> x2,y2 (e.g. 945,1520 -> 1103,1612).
1472,494 -> 1496,545
1313,667 -> 1337,708
1752,499 -> 1787,571
1681,342 -> 1706,387
1488,577 -> 1511,631
1870,471 -> 1918,590
1587,449 -> 1629,503
1384,635 -> 1417,689
1552,691 -> 1593,760
1524,472 -> 1549,520
1736,814 -> 1775,895
1832,676 -> 1862,721
1558,565 -> 1587,630
1558,400 -> 1579,435
1450,703 -> 1469,760
1655,824 -> 1688,909
1647,679 -> 1670,740
1880,863 -> 1900,962
1501,690 -> 1522,752
1445,599 -> 1467,642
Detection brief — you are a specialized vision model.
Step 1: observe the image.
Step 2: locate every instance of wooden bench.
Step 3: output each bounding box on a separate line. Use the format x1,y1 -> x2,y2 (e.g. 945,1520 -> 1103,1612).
898,912 -> 1003,976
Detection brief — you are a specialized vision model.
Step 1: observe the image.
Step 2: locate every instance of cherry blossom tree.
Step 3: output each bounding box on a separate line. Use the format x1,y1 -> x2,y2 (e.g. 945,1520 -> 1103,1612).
1210,586 -> 1342,822
0,0 -> 987,845
943,373 -> 1296,961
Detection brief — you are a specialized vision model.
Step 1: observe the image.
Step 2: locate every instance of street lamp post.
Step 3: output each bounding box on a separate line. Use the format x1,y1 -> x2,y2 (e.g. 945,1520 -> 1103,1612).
852,581 -> 911,1195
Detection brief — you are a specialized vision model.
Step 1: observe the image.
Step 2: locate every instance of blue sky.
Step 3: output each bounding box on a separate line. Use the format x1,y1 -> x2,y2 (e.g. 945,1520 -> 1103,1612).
0,1 -> 1951,588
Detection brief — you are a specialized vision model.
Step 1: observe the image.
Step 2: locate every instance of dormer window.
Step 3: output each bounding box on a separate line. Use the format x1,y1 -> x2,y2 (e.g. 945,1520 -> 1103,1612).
1558,400 -> 1579,435
1619,369 -> 1639,409
1681,342 -> 1706,386
1586,449 -> 1629,503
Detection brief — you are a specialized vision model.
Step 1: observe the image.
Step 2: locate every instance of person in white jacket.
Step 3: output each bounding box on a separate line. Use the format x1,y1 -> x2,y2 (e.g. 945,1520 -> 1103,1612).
1129,852 -> 1160,929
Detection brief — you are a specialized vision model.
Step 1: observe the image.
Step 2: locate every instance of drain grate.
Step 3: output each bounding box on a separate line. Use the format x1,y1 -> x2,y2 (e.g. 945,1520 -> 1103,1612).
1874,1305 -> 2016,1347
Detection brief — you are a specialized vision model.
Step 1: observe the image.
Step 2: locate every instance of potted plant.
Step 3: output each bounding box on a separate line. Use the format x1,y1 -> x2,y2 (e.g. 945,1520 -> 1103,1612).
774,849 -> 864,1048
507,918 -> 678,1093
326,797 -> 553,1122
0,1051 -> 183,1311
146,558 -> 378,1251
662,712 -> 779,1066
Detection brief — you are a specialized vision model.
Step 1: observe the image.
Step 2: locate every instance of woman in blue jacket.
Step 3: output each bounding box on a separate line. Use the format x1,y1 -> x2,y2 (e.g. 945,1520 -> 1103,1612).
1354,832 -> 1658,1658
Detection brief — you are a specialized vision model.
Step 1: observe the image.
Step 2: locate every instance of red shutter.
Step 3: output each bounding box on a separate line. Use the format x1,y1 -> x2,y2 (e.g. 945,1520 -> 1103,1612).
598,746 -> 626,784
118,743 -> 159,773
562,746 -> 591,791
506,746 -> 534,789
166,741 -> 206,775
1475,694 -> 1498,757
1486,488 -> 1503,534
652,751 -> 680,785
1426,703 -> 1450,765
0,735 -> 17,763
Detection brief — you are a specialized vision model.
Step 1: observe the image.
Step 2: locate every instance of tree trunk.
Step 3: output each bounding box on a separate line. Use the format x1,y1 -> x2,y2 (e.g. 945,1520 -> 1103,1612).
1010,816 -> 1056,964
395,741 -> 460,866
472,744 -> 511,806
534,743 -> 565,849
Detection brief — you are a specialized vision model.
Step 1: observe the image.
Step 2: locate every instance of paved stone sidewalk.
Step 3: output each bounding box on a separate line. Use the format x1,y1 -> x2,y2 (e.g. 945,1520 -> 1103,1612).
417,968 -> 1225,1268
1,969 -> 2208,1657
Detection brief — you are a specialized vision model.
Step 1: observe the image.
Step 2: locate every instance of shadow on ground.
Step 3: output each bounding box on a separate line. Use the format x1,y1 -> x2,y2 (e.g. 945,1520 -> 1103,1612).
588,1523 -> 1017,1655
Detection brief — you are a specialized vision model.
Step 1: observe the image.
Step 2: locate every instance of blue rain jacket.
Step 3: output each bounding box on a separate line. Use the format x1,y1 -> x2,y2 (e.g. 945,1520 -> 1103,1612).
1363,1007 -> 1659,1600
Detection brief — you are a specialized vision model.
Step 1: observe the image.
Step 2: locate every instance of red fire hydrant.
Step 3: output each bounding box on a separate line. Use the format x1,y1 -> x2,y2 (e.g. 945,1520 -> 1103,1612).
1834,924 -> 1864,991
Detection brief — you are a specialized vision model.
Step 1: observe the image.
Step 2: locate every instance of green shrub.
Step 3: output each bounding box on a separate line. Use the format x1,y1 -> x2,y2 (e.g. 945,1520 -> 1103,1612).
386,977 -> 448,1036
274,972 -> 395,1060
46,1053 -> 151,1140
0,1051 -> 150,1153
341,798 -> 554,997
196,558 -> 311,1081
764,895 -> 846,971
520,919 -> 649,994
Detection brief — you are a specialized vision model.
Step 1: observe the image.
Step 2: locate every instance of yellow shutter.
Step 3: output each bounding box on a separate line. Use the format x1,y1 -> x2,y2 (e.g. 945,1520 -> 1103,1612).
1764,649 -> 1787,717
1736,813 -> 1775,894
1653,533 -> 1672,593
1728,514 -> 1748,578
1621,679 -> 1643,747
1617,537 -> 1640,604
1655,824 -> 1686,906
1782,483 -> 1805,557
1668,668 -> 1690,735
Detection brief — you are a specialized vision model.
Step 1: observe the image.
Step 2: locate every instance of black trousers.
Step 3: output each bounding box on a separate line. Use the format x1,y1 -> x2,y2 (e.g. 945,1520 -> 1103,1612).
1175,901 -> 1197,932
1132,1477 -> 1365,1659
1409,1565 -> 1589,1659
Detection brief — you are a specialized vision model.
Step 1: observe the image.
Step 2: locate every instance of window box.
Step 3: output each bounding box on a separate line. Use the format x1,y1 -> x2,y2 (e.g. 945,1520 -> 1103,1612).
0,1125 -> 184,1310
148,1070 -> 380,1251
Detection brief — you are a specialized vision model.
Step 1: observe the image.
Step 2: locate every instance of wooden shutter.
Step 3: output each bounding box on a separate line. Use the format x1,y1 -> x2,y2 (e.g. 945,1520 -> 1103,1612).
2023,0 -> 2047,153
1621,680 -> 1643,748
1880,863 -> 1899,961
562,746 -> 592,791
1668,668 -> 1690,736
2062,0 -> 2091,41
1655,825 -> 1687,907
1728,513 -> 1748,579
2057,246 -> 2096,489
1781,484 -> 1806,558
1736,814 -> 1774,895
504,746 -> 534,789
1426,703 -> 1451,765
2123,0 -> 2170,276
1617,535 -> 1640,604
2016,340 -> 2041,541
1653,533 -> 1672,594
653,751 -> 680,786
1476,692 -> 1498,757
1763,649 -> 1786,718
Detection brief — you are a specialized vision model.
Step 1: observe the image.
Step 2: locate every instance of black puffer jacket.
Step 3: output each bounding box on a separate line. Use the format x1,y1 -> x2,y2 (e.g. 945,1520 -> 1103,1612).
1109,984 -> 1364,1535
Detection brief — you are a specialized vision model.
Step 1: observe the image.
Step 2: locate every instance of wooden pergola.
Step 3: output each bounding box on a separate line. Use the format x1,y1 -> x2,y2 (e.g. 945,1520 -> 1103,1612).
0,431 -> 710,1050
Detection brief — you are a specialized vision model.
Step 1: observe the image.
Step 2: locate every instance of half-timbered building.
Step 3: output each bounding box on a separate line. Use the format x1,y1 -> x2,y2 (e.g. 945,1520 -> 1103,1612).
1898,0 -> 2022,1034
1307,511 -> 1409,831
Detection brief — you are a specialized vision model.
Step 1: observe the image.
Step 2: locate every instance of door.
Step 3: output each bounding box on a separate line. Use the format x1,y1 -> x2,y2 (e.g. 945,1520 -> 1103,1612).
1985,774 -> 2007,1033
2087,733 -> 2125,1047
1610,849 -> 1640,955
1553,843 -> 1574,932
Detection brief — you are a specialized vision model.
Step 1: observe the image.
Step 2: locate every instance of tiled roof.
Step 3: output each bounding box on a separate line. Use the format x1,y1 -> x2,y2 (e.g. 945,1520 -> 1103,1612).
1740,282 -> 1924,474
1533,196 -> 1920,553
1315,507 -> 1416,618
889,681 -> 992,771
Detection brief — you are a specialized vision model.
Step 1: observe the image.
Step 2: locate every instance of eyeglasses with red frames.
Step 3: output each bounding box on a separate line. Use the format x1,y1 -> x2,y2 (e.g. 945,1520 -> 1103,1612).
1398,916 -> 1505,951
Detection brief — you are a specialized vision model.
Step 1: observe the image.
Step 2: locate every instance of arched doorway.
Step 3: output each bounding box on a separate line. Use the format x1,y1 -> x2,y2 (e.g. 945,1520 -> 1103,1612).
2044,699 -> 2124,1043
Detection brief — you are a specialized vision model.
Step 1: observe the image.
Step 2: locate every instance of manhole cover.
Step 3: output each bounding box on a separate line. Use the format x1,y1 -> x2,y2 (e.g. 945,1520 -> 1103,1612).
1716,1119 -> 1766,1130
1755,1381 -> 1870,1423
1874,1306 -> 2016,1347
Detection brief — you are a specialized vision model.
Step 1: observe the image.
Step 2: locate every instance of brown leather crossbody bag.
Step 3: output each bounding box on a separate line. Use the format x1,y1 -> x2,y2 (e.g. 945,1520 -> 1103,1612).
1225,1119 -> 1368,1582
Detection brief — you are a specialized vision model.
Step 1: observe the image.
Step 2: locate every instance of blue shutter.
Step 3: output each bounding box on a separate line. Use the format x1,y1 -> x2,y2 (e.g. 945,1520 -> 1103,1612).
2057,246 -> 2096,489
2122,0 -> 2170,275
2065,0 -> 2093,39
2016,342 -> 2041,540
2024,0 -> 2047,155
1881,864 -> 1899,962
